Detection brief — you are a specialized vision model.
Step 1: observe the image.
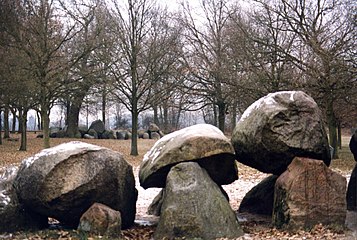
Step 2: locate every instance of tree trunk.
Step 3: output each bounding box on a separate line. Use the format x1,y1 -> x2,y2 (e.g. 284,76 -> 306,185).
102,92 -> 106,127
0,108 -> 2,145
86,105 -> 89,129
18,111 -> 23,134
153,105 -> 159,126
19,109 -> 27,151
213,104 -> 218,127
65,100 -> 70,126
10,108 -> 16,133
174,108 -> 181,131
337,121 -> 342,149
131,106 -> 139,156
327,100 -> 338,159
4,107 -> 10,138
66,104 -> 81,138
36,110 -> 42,130
163,103 -> 169,133
231,102 -> 237,132
41,106 -> 50,148
217,101 -> 226,132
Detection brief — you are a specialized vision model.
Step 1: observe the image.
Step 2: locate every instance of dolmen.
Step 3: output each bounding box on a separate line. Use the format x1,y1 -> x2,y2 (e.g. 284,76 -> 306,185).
139,124 -> 243,239
347,130 -> 357,211
233,91 -> 346,230
0,141 -> 137,233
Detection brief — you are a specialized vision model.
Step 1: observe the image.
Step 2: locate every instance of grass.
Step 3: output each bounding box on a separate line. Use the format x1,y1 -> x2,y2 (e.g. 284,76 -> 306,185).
0,132 -> 157,171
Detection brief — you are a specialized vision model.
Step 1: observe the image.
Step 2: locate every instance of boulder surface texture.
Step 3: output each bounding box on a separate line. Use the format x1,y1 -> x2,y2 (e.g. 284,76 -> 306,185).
0,166 -> 47,232
232,91 -> 331,175
13,141 -> 137,229
154,162 -> 243,240
139,124 -> 238,188
273,157 -> 346,230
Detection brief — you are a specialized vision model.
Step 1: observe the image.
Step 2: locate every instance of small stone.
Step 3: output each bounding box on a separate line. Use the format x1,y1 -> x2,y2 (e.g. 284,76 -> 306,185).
78,203 -> 121,237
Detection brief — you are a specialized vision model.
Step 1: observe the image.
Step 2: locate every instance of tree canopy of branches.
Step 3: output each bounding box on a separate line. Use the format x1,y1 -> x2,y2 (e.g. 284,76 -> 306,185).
0,0 -> 355,157
179,0 -> 238,132
109,0 -> 182,155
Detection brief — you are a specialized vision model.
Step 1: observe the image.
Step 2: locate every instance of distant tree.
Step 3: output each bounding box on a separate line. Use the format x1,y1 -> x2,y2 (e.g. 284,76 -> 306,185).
0,44 -> 37,150
110,0 -> 181,155
1,0 -> 83,148
0,0 -> 38,150
227,3 -> 298,101
179,0 -> 239,132
60,0 -> 114,137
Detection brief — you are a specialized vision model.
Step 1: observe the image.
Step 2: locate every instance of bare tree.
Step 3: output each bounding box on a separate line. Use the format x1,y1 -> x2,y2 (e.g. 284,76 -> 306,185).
60,0 -> 114,137
1,0 -> 83,148
228,3 -> 299,100
0,0 -> 39,150
110,0 -> 181,155
265,0 -> 357,158
179,0 -> 239,132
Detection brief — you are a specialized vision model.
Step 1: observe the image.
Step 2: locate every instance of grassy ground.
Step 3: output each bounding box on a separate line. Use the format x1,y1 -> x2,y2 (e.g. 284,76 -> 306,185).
0,132 -> 156,170
0,132 -> 356,239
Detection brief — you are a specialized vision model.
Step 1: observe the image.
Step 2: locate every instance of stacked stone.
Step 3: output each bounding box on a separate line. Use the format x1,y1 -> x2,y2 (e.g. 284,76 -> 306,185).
139,124 -> 243,240
138,123 -> 164,140
231,91 -> 346,230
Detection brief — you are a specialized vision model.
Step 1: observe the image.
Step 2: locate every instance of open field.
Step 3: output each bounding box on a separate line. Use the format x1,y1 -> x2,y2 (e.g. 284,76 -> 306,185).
0,132 -> 356,239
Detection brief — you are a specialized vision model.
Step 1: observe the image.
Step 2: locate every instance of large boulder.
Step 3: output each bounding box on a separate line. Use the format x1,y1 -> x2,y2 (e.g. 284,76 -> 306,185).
78,203 -> 121,237
49,127 -> 61,138
238,175 -> 278,216
89,120 -> 106,136
150,132 -> 161,140
347,163 -> 357,211
138,129 -> 146,139
147,189 -> 164,216
78,125 -> 89,138
87,129 -> 98,139
148,186 -> 229,217
154,162 -> 243,240
139,124 -> 238,189
83,134 -> 95,139
0,166 -> 47,232
143,132 -> 150,139
102,130 -> 115,139
13,141 -> 137,229
148,123 -> 160,132
232,91 -> 331,175
116,130 -> 127,140
273,157 -> 346,230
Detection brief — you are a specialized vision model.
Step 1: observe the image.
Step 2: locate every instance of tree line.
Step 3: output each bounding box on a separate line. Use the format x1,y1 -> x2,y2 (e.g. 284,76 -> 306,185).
0,0 -> 356,157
